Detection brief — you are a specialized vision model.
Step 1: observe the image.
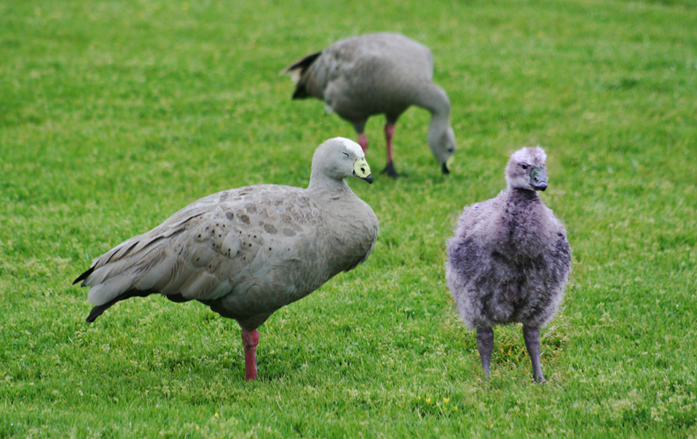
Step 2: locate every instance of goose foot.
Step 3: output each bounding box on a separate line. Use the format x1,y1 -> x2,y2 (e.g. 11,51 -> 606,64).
381,161 -> 400,178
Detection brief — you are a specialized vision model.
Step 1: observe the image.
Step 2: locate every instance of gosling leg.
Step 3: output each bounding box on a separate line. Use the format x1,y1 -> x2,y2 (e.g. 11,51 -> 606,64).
523,325 -> 545,383
476,327 -> 494,377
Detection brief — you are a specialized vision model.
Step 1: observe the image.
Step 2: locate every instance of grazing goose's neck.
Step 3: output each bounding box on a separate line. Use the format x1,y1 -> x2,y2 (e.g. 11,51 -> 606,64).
412,82 -> 451,140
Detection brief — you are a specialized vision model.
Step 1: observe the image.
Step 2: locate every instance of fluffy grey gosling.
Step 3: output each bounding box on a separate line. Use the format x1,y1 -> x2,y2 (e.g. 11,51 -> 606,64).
74,138 -> 379,380
445,147 -> 571,383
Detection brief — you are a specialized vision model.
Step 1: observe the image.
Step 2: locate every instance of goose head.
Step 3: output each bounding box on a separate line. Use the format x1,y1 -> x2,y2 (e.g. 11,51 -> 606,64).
311,137 -> 374,184
505,146 -> 548,191
428,126 -> 456,175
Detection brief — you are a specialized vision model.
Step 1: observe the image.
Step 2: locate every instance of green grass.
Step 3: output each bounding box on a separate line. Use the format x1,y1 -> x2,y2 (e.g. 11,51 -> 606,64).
1,0 -> 696,437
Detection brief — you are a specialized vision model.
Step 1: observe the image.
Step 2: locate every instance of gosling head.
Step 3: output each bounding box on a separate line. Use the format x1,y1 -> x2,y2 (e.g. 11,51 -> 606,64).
505,146 -> 548,191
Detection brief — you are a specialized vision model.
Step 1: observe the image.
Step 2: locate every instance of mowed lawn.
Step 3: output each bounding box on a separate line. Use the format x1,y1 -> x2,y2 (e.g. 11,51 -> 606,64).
1,0 -> 696,437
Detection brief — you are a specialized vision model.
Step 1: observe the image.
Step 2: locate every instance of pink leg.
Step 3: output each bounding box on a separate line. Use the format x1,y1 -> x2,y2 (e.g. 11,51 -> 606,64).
357,133 -> 368,154
381,124 -> 399,178
241,329 -> 260,380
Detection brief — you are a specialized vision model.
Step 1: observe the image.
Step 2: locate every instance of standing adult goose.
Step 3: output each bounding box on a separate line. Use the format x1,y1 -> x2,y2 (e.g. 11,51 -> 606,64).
445,147 -> 571,383
73,138 -> 379,380
282,32 -> 456,178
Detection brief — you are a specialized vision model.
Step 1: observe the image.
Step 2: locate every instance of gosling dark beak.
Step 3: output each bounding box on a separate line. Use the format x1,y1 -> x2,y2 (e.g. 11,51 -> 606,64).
441,162 -> 450,174
364,174 -> 374,184
530,167 -> 547,191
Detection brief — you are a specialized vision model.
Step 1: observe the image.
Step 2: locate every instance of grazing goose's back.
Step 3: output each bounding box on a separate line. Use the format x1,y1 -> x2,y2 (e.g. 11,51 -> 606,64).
74,137 -> 378,380
298,33 -> 434,121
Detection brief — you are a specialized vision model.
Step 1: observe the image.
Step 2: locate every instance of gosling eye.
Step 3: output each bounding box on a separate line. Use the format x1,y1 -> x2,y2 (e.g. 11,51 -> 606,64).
521,164 -> 529,170
342,152 -> 350,158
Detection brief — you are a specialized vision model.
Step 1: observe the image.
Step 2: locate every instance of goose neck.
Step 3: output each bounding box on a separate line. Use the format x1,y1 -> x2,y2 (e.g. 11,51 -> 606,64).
415,83 -> 451,120
306,176 -> 352,198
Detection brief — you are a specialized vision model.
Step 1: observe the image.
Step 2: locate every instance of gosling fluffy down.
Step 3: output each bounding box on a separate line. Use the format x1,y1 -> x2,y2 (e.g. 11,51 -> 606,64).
445,147 -> 571,382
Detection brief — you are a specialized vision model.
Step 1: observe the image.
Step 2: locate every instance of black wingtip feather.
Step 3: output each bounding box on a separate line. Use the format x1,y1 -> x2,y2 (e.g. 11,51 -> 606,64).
73,267 -> 94,285
292,87 -> 308,99
286,51 -> 322,74
84,289 -> 154,323
285,51 -> 322,100
86,305 -> 107,322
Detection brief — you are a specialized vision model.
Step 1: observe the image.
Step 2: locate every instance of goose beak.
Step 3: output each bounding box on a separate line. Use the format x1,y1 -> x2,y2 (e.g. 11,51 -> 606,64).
442,156 -> 454,174
530,167 -> 548,191
353,158 -> 373,184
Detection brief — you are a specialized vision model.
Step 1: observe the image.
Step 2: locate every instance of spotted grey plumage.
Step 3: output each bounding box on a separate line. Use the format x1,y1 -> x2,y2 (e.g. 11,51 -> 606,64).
282,32 -> 456,178
73,137 -> 379,380
445,147 -> 571,383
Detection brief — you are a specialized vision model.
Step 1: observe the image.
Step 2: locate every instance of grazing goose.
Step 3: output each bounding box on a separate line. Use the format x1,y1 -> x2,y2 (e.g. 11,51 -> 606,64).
282,32 -> 456,178
445,147 -> 571,383
73,138 -> 379,380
